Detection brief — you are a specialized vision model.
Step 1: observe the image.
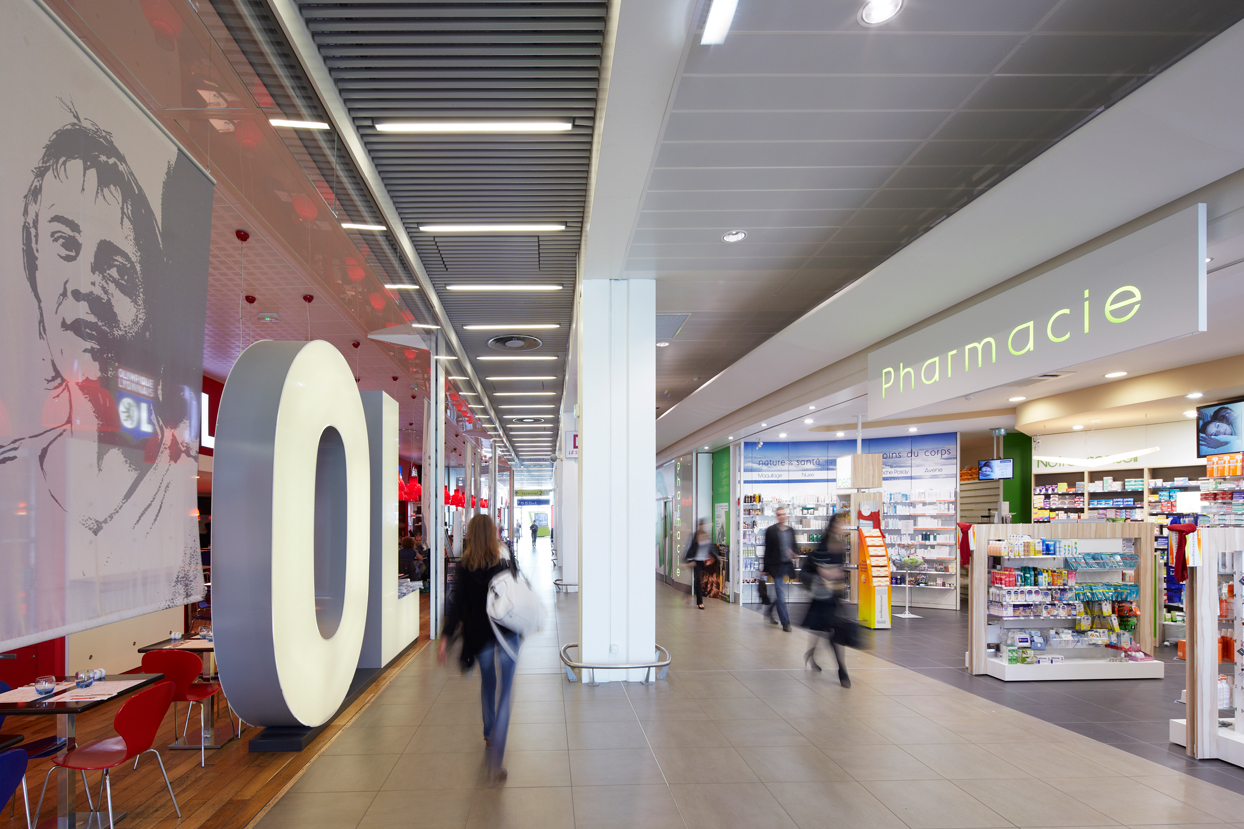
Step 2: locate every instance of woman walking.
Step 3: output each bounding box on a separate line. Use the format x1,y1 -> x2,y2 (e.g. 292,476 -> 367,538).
438,514 -> 521,784
684,519 -> 717,609
801,512 -> 851,687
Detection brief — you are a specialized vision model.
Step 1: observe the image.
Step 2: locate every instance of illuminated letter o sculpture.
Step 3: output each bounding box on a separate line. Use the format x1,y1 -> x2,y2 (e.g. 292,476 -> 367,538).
213,341 -> 370,727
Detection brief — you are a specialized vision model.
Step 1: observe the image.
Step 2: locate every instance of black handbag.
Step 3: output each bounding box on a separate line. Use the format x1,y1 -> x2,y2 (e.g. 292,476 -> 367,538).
756,579 -> 771,605
832,613 -> 862,649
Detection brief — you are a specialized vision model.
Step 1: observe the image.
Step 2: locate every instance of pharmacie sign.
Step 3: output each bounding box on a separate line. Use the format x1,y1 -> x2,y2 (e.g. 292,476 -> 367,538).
866,204 -> 1207,420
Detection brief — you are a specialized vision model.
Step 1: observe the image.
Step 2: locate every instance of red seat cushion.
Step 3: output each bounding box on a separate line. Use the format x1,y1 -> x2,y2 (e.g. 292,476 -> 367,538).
185,682 -> 219,703
51,736 -> 129,770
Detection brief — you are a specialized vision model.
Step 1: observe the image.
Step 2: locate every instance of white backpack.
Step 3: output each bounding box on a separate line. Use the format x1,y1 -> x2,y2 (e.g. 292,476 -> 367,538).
486,563 -> 546,659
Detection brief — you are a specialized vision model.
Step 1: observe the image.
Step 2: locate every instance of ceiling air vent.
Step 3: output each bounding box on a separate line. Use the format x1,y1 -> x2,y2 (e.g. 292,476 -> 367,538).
655,313 -> 689,340
1011,371 -> 1074,387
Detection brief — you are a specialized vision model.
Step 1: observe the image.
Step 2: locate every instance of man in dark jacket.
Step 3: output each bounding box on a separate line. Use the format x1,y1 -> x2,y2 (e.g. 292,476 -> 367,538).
762,507 -> 796,631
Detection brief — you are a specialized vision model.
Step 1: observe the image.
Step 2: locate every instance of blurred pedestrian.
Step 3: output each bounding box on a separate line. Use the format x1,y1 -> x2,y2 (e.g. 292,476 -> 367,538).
438,513 -> 521,784
801,512 -> 851,687
684,518 -> 718,610
530,519 -> 539,549
762,507 -> 796,631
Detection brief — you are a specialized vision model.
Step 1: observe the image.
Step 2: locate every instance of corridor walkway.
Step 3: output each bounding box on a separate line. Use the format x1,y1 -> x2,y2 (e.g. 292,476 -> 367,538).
255,541 -> 1244,829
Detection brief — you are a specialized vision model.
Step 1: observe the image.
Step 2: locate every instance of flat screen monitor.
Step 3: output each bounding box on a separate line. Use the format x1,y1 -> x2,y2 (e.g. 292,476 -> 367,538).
979,458 -> 1013,480
1197,397 -> 1244,457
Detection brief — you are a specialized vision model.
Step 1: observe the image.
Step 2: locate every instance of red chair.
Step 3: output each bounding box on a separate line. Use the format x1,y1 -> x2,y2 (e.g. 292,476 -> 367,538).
35,681 -> 179,829
141,650 -> 230,767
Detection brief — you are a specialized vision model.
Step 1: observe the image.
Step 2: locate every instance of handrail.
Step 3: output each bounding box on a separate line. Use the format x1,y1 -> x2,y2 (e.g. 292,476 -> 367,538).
559,643 -> 671,686
553,579 -> 577,592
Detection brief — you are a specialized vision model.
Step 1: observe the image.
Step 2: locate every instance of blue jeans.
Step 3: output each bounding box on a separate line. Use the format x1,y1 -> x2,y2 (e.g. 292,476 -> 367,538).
766,563 -> 792,627
478,630 -> 520,770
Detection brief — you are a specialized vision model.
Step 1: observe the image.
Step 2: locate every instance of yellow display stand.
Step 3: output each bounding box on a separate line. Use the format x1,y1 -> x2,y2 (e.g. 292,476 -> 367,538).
857,528 -> 892,629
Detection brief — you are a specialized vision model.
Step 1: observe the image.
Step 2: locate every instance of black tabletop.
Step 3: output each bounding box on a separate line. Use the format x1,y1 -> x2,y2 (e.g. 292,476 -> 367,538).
0,673 -> 164,716
137,637 -> 214,653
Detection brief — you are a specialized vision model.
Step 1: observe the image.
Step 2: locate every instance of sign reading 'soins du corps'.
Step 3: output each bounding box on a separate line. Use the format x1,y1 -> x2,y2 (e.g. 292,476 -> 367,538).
867,204 -> 1207,420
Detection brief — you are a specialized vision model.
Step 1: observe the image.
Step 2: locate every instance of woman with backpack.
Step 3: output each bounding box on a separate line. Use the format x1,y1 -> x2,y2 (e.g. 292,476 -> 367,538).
438,513 -> 521,784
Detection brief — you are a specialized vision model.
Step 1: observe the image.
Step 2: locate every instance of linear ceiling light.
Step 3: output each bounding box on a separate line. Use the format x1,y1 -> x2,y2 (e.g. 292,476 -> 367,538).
495,392 -> 555,397
376,122 -> 571,134
500,405 -> 555,409
477,356 -> 558,361
701,0 -> 739,44
401,322 -> 438,329
446,284 -> 562,292
270,118 -> 330,130
421,224 -> 565,233
464,324 -> 561,330
342,223 -> 386,231
434,355 -> 458,361
487,376 -> 555,381
384,284 -> 419,291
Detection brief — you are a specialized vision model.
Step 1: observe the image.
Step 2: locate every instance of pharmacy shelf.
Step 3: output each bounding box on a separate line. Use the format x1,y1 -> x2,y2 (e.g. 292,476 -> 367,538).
987,656 -> 1163,681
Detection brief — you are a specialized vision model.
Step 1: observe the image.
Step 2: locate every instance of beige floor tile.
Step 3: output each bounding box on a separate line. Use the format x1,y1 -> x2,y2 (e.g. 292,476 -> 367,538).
677,675 -> 758,699
766,780 -> 907,829
955,777 -> 1117,826
290,754 -> 399,793
325,726 -> 416,755
897,695 -> 997,719
1050,776 -> 1222,825
352,701 -> 433,728
504,721 -> 569,752
982,741 -> 1122,778
703,696 -> 783,721
425,702 -> 487,726
406,724 -> 488,754
736,744 -> 851,782
868,715 -> 968,745
669,782 -> 797,829
382,751 -> 486,790
571,784 -> 687,829
834,694 -> 928,719
641,718 -> 732,748
357,789 -> 475,829
496,750 -> 572,787
789,716 -> 892,747
568,748 -> 666,786
937,715 -> 1043,744
564,699 -> 639,722
716,718 -> 813,747
508,699 -> 566,723
631,697 -> 711,722
902,743 -> 1030,779
564,681 -> 630,700
567,719 -> 650,750
1132,774 -> 1244,821
1059,741 -> 1182,778
862,779 -> 1011,829
653,745 -> 759,785
255,791 -> 375,829
510,683 -> 564,702
823,743 -> 942,781
465,785 -> 574,829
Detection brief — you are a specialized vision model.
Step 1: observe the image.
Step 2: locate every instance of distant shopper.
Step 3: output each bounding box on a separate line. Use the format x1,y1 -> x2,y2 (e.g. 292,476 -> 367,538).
762,507 -> 796,631
684,519 -> 718,610
801,512 -> 851,687
438,513 -> 520,785
530,520 -> 539,548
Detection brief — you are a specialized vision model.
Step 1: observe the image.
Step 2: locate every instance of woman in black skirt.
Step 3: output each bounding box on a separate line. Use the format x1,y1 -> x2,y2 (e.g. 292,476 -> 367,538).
801,512 -> 851,687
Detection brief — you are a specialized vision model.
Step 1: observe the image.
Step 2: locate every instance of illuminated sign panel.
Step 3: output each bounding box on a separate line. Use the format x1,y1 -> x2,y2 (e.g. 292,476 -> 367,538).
867,204 -> 1206,420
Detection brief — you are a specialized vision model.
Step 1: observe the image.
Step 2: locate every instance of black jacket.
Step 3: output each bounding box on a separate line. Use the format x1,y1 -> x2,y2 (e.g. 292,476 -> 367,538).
684,537 -> 718,563
442,559 -> 512,664
762,523 -> 797,574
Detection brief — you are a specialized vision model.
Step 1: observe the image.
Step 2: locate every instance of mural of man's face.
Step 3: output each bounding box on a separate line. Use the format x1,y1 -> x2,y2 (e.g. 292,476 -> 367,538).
35,160 -> 147,382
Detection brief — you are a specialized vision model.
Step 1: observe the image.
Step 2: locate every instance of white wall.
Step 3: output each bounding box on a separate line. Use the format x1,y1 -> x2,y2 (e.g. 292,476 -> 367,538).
1033,420 -> 1202,472
65,606 -> 183,674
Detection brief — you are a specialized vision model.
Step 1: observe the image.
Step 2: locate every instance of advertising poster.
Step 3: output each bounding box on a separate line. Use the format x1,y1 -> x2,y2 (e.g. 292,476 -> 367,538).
0,0 -> 213,650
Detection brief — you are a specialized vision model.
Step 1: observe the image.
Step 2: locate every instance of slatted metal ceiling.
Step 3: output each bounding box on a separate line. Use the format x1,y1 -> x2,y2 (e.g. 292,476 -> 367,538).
297,1 -> 605,470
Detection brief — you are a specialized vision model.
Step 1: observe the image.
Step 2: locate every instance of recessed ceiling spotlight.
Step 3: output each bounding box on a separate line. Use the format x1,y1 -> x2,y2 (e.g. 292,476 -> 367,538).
722,230 -> 746,243
1008,396 -> 1026,403
804,418 -> 813,424
778,433 -> 787,438
908,427 -> 917,433
1207,257 -> 1214,264
1104,371 -> 1127,378
859,0 -> 903,26
703,446 -> 709,450
728,436 -> 733,440
657,341 -> 670,347
1186,392 -> 1204,399
808,405 -> 816,410
1072,425 -> 1084,430
1089,419 -> 1102,424
836,431 -> 844,437
1185,410 -> 1198,418
761,423 -> 767,427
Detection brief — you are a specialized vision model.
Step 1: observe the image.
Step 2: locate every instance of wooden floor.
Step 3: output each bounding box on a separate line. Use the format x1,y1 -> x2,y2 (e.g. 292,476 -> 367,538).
0,594 -> 431,829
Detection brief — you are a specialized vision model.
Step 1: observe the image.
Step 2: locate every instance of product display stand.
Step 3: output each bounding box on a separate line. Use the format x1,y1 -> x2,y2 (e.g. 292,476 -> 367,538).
857,528 -> 892,629
967,522 -> 1161,681
894,580 -> 921,620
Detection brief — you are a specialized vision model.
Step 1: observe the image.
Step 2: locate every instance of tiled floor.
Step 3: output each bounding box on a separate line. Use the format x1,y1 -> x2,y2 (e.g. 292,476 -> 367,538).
256,545 -> 1244,828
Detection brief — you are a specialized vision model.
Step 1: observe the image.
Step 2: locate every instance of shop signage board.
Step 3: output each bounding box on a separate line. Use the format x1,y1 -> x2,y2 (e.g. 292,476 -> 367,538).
742,434 -> 957,486
517,498 -> 550,506
867,204 -> 1207,419
1034,420 -> 1200,471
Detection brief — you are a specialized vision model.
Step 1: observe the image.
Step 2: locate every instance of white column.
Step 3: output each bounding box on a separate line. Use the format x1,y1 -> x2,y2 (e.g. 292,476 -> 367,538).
577,279 -> 655,681
425,334 -> 447,638
489,446 -> 498,522
507,467 -> 515,547
557,415 -> 579,592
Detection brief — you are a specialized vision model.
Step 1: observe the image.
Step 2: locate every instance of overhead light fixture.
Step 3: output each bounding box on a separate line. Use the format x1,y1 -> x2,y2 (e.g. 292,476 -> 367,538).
721,229 -> 746,242
496,392 -> 556,397
859,0 -> 903,26
446,284 -> 563,292
257,312 -> 279,322
487,376 -> 555,381
1207,257 -> 1214,264
270,118 -> 330,130
657,341 -> 670,348
804,419 -> 813,424
403,322 -> 438,329
703,446 -> 710,450
761,423 -> 767,427
464,324 -> 561,330
908,427 -> 917,433
701,0 -> 739,44
448,376 -> 469,381
421,224 -> 565,233
1104,371 -> 1128,379
728,436 -> 734,440
377,121 -> 572,134
1034,447 -> 1160,468
1186,392 -> 1204,400
1008,396 -> 1027,403
836,432 -> 845,437
343,223 -> 386,231
384,284 -> 420,291
778,433 -> 787,438
435,355 -> 458,361
1184,410 -> 1198,418
477,356 -> 558,361
1072,425 -> 1084,430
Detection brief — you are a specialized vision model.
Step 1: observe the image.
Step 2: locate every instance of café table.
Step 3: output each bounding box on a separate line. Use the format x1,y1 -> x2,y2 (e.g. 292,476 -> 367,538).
137,637 -> 235,754
0,673 -> 164,827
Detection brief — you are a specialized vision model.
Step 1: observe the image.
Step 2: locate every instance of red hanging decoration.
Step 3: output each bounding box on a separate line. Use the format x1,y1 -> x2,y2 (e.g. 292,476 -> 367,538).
250,79 -> 275,108
235,120 -> 263,156
345,257 -> 365,283
369,292 -> 386,312
141,0 -> 183,50
292,194 -> 318,224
